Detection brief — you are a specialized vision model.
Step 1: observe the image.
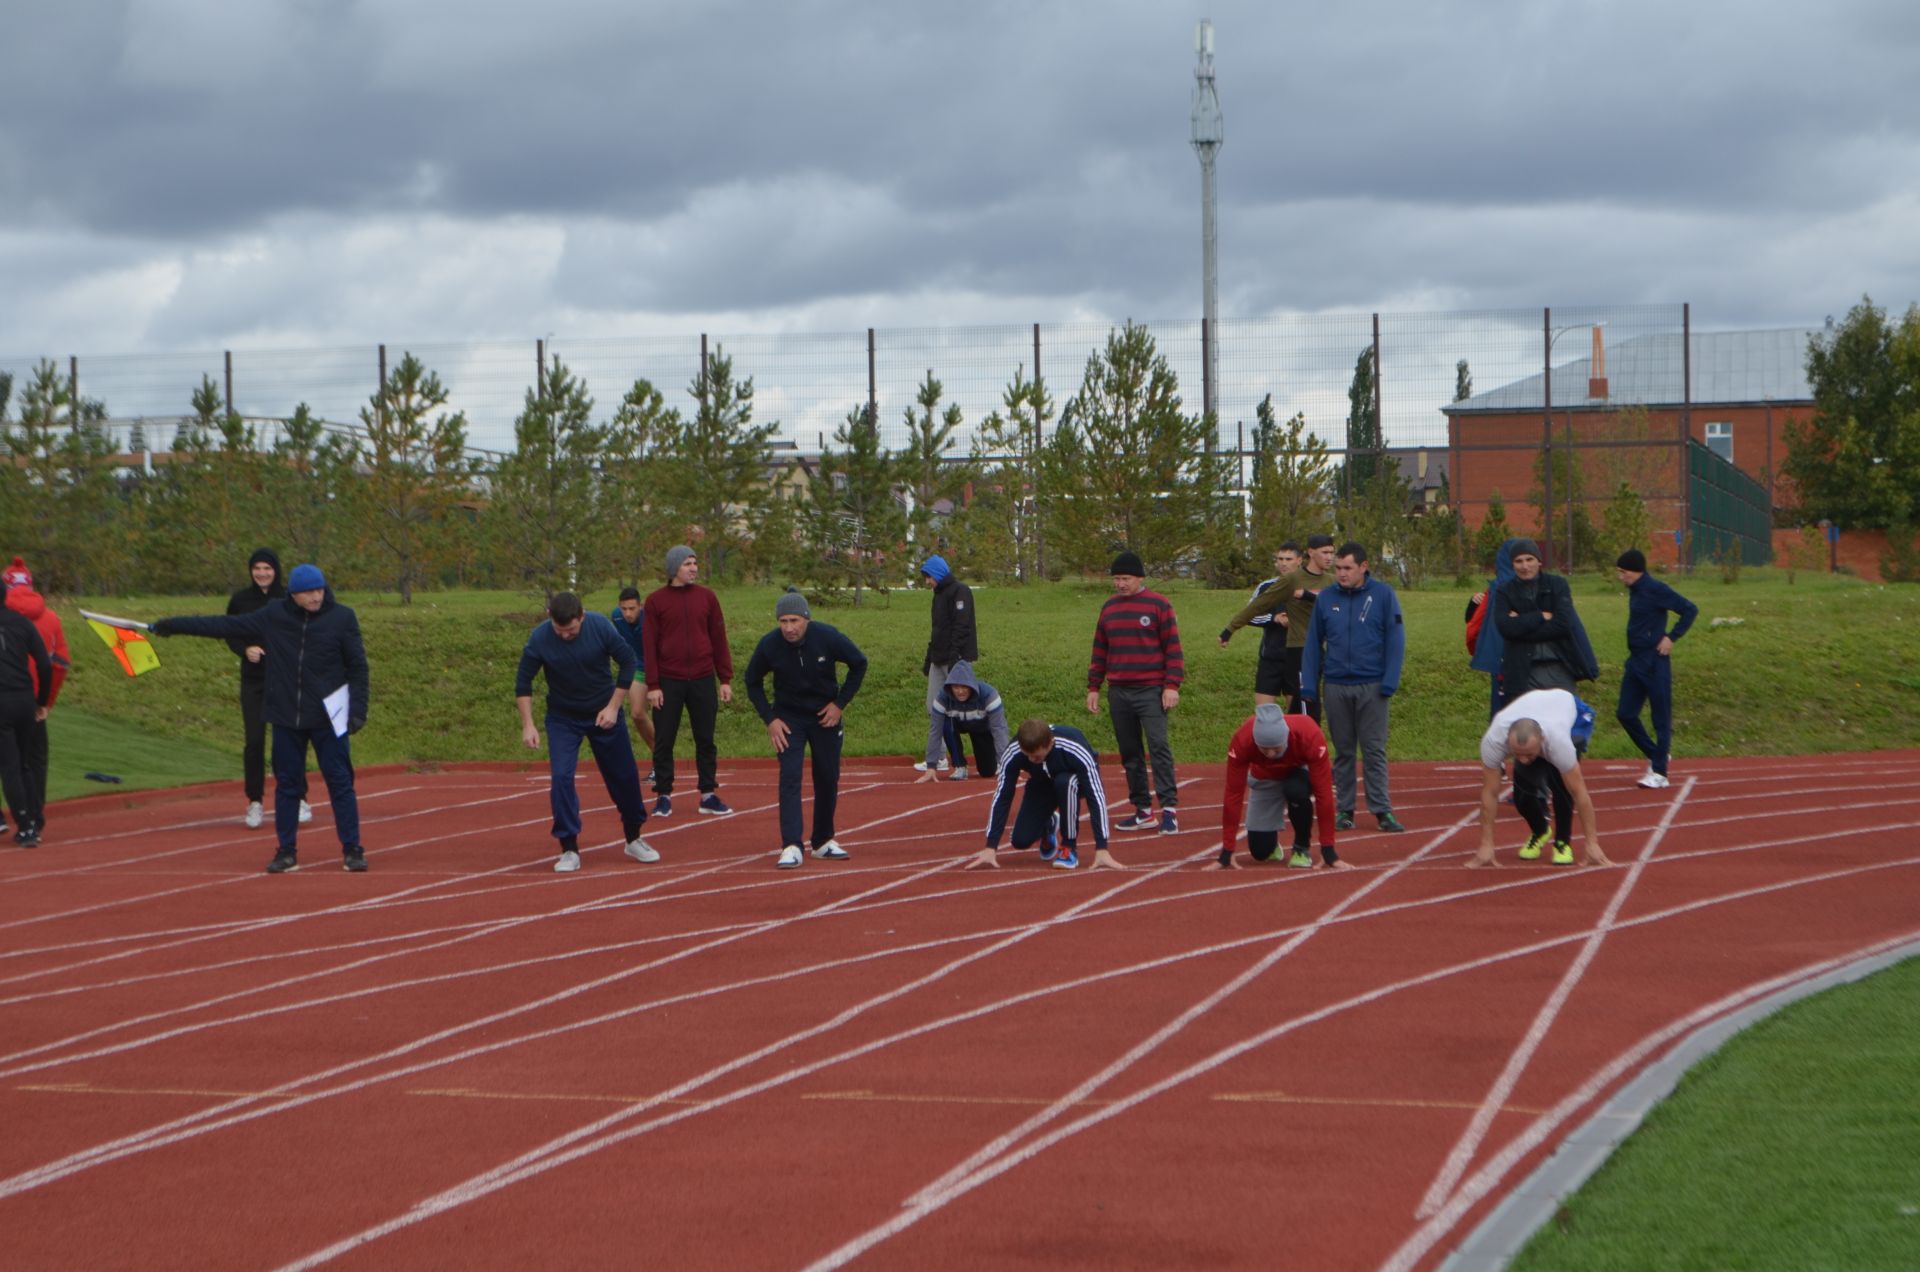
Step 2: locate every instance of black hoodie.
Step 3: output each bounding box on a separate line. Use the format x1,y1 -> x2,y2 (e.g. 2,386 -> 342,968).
225,548 -> 285,683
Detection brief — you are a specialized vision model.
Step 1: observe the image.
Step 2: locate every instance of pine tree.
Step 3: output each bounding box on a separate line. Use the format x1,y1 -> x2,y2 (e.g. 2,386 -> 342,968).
898,370 -> 966,555
956,365 -> 1052,582
807,403 -> 903,604
352,353 -> 479,603
1454,359 -> 1473,402
653,347 -> 777,582
1345,345 -> 1381,489
1248,394 -> 1334,557
489,357 -> 611,599
601,377 -> 683,590
0,360 -> 125,593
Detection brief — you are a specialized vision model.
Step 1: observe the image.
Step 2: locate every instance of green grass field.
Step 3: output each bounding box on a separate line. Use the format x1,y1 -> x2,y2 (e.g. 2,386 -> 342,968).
1513,954 -> 1920,1271
41,568 -> 1920,800
24,567 -> 1920,1263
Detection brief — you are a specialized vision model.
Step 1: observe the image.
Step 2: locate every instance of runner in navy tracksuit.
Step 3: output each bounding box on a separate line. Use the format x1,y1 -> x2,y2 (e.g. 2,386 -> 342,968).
1613,548 -> 1698,789
968,720 -> 1119,871
745,589 -> 867,869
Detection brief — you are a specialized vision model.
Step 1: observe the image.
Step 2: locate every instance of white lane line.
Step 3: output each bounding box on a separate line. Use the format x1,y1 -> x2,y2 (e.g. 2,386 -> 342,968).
1414,777 -> 1696,1218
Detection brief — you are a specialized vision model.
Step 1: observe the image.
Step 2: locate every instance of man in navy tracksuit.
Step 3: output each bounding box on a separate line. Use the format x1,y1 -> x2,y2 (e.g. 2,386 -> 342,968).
154,564 -> 370,872
609,585 -> 657,774
744,589 -> 867,870
1301,542 -> 1408,833
1613,548 -> 1699,789
516,591 -> 655,873
969,719 -> 1119,871
924,660 -> 1009,782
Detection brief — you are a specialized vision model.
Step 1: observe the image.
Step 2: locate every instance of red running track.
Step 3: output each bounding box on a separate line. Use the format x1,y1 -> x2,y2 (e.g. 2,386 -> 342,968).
2,753 -> 1917,1270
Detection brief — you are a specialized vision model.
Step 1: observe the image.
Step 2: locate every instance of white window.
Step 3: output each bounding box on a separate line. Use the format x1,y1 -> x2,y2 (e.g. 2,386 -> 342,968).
1705,421 -> 1733,462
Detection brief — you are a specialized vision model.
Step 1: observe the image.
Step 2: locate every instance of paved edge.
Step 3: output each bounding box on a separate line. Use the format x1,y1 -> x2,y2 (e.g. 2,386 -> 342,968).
1437,939 -> 1920,1271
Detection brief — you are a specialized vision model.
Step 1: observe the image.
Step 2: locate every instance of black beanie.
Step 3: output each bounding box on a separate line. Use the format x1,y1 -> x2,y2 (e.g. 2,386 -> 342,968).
1616,548 -> 1648,573
1110,550 -> 1145,576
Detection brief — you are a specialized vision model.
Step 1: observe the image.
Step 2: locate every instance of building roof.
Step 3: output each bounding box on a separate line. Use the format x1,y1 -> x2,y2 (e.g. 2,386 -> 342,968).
1442,328 -> 1817,415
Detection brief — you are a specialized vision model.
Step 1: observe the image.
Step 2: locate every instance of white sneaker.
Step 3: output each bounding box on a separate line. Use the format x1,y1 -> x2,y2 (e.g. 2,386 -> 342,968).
948,769 -> 969,781
554,850 -> 582,873
625,836 -> 660,864
811,839 -> 850,860
912,759 -> 953,772
776,844 -> 804,869
298,801 -> 314,824
244,801 -> 263,828
1637,770 -> 1671,789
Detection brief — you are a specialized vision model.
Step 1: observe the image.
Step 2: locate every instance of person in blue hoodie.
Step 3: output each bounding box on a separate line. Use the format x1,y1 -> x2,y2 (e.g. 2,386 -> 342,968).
918,660 -> 1009,783
516,590 -> 654,874
745,589 -> 868,870
1300,542 -> 1407,833
153,563 -> 370,873
1466,538 -> 1521,719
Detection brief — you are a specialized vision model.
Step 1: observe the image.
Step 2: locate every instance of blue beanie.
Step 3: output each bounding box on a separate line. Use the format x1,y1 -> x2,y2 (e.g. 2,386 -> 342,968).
287,563 -> 326,592
920,554 -> 950,582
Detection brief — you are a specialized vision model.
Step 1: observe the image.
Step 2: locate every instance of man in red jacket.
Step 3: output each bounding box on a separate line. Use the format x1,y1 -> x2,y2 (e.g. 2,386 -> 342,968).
642,545 -> 734,818
2,560 -> 68,843
1209,704 -> 1346,871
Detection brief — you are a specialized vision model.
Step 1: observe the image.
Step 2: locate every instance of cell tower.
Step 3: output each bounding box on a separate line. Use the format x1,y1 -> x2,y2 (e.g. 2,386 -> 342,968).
1191,19 -> 1223,425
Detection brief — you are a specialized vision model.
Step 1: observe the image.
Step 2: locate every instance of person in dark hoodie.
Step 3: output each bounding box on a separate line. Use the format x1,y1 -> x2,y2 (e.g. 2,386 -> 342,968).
1465,538 -> 1521,720
0,574 -> 53,847
745,589 -> 867,869
226,548 -> 311,829
919,660 -> 1009,783
1492,538 -> 1598,712
916,554 -> 976,774
2,560 -> 68,842
153,563 -> 370,873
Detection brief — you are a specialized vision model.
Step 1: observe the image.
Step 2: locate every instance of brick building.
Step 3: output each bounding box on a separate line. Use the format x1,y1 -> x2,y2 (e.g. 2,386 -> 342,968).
1443,328 -> 1815,565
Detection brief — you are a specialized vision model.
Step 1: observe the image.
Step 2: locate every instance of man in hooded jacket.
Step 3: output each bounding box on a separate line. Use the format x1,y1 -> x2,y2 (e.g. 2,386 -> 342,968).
226,548 -> 311,828
917,554 -> 977,773
154,563 -> 370,873
0,573 -> 53,846
2,560 -> 67,841
1492,538 -> 1598,712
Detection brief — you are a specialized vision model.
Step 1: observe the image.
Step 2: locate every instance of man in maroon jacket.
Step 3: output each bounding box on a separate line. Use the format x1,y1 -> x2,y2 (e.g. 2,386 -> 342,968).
1208,704 -> 1346,871
642,545 -> 734,817
1086,550 -> 1184,835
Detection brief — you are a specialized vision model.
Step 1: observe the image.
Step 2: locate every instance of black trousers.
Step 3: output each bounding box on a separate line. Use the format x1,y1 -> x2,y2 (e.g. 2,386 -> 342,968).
0,693 -> 41,831
1513,757 -> 1573,843
240,677 -> 306,803
653,676 -> 720,795
1279,647 -> 1319,721
774,710 -> 843,848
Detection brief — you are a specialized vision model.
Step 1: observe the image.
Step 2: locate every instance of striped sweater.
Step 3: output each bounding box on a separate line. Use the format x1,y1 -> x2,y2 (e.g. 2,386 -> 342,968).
1088,589 -> 1184,689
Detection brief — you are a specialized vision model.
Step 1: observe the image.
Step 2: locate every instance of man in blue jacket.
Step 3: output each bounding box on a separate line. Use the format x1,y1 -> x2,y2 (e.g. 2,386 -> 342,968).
1613,548 -> 1699,789
1301,542 -> 1407,833
745,589 -> 867,869
517,591 -> 655,873
153,563 -> 370,873
968,719 -> 1120,871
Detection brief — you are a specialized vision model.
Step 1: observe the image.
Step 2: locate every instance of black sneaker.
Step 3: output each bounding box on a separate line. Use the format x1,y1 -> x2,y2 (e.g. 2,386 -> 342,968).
266,854 -> 298,873
1114,810 -> 1156,832
343,849 -> 368,872
1376,813 -> 1407,833
16,825 -> 40,848
1334,812 -> 1354,831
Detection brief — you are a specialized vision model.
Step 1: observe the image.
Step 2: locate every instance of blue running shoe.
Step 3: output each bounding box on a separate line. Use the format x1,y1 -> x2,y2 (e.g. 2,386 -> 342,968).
698,793 -> 733,816
653,795 -> 672,818
1038,829 -> 1060,863
1051,846 -> 1079,870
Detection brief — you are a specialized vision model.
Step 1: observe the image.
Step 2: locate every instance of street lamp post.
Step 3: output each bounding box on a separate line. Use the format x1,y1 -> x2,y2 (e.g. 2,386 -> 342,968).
1541,314 -> 1602,568
1191,20 -> 1223,428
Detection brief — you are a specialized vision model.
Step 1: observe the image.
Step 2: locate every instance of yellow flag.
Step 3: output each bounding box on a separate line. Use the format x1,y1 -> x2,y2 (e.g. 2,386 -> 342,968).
85,618 -> 161,677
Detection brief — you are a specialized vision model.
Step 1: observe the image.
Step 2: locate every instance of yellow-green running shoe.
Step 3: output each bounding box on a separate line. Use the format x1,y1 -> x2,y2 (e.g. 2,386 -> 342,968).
1518,831 -> 1549,861
1551,841 -> 1575,866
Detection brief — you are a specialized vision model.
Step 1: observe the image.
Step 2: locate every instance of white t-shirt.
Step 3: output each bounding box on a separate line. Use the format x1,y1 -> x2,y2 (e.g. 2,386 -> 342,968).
1481,688 -> 1580,773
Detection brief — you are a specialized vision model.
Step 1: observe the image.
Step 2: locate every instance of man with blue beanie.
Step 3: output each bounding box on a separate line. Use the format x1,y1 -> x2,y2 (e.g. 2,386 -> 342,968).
153,563 -> 370,872
1301,542 -> 1407,833
517,591 -> 656,873
916,553 -> 976,774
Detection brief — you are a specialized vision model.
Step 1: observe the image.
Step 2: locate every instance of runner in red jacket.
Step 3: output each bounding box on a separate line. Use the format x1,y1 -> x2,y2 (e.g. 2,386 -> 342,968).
1210,704 -> 1346,870
3,562 -> 68,841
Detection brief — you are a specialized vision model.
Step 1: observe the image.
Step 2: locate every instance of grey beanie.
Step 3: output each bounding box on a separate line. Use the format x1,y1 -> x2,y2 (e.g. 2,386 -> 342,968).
775,587 -> 811,619
1509,538 -> 1542,561
665,545 -> 695,579
1251,703 -> 1291,751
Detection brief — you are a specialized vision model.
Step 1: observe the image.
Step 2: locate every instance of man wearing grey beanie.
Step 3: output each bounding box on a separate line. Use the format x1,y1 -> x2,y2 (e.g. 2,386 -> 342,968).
642,545 -> 734,817
1210,704 -> 1343,870
745,589 -> 868,869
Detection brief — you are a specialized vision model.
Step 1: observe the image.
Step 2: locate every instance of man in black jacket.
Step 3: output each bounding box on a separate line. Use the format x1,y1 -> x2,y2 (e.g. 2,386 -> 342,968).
226,548 -> 310,829
746,589 -> 867,870
0,578 -> 53,847
154,563 -> 370,873
1492,539 -> 1598,712
916,554 -> 976,775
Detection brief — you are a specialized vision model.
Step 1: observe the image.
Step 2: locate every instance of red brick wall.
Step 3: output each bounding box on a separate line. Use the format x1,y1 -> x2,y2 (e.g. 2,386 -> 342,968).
1770,526 -> 1918,583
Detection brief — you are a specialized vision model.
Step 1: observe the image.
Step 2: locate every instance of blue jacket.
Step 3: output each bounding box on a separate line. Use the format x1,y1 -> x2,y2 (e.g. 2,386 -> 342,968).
744,620 -> 868,720
515,611 -> 635,719
984,723 -> 1109,851
1625,575 -> 1698,653
1468,539 -> 1521,675
1301,572 -> 1405,695
608,606 -> 645,672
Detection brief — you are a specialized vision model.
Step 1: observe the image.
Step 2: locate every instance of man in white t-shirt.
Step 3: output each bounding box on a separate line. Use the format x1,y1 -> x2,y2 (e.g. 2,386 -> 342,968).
1468,688 -> 1611,868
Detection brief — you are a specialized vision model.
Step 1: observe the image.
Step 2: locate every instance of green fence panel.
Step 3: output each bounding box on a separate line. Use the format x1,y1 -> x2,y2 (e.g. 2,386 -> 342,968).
1687,440 -> 1773,566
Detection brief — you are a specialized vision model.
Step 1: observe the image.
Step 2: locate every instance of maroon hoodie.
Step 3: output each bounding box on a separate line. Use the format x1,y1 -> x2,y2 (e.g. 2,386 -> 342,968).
641,583 -> 733,689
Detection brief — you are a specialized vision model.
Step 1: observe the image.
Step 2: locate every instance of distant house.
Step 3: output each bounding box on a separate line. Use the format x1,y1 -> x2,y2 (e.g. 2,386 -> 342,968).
1443,329 -> 1815,562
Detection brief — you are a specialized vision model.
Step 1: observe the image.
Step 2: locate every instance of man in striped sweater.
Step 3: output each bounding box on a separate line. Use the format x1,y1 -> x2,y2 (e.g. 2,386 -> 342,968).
1086,550 -> 1184,834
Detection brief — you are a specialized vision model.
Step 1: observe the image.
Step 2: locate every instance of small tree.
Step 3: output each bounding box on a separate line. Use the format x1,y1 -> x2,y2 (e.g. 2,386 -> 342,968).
1344,345 -> 1381,489
806,404 -> 903,604
1473,489 -> 1513,571
262,402 -> 355,569
1784,296 -> 1920,529
1248,394 -> 1335,557
1600,480 -> 1654,566
0,360 -> 124,594
652,347 -> 777,581
601,377 -> 683,588
898,370 -> 967,553
1454,359 -> 1472,402
488,357 -> 610,599
352,352 -> 479,604
955,365 -> 1052,582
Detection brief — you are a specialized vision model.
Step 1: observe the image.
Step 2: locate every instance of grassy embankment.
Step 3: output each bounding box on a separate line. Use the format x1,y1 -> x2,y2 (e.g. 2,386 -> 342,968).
44,567 -> 1920,803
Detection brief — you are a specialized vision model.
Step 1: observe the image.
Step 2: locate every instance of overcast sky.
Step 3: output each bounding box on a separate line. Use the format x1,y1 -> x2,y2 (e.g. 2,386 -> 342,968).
3,0 -> 1917,446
